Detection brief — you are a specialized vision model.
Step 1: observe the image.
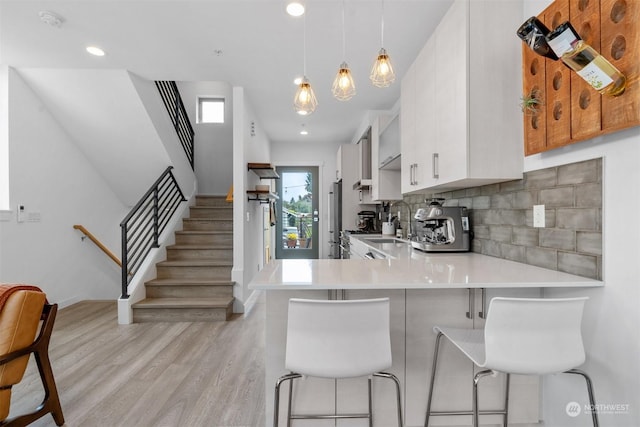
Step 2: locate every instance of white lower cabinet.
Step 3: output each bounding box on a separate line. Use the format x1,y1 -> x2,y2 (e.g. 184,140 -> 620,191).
267,288 -> 540,427
336,289 -> 405,426
268,290 -> 336,427
406,288 -> 541,426
406,289 -> 473,426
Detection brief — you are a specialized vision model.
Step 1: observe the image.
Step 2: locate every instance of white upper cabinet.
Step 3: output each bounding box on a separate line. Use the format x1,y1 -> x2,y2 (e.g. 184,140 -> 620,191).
372,110 -> 402,202
401,64 -> 417,194
401,0 -> 523,194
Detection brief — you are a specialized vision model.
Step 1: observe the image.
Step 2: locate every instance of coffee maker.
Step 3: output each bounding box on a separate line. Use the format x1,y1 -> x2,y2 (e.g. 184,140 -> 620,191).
411,199 -> 470,252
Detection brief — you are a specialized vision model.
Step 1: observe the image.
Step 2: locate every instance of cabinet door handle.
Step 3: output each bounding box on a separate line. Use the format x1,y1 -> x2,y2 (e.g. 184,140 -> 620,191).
478,288 -> 486,319
414,163 -> 418,186
466,288 -> 474,319
432,153 -> 439,179
409,164 -> 414,185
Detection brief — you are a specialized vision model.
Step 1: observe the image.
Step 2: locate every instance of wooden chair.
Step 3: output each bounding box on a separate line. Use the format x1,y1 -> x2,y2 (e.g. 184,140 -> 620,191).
0,286 -> 64,426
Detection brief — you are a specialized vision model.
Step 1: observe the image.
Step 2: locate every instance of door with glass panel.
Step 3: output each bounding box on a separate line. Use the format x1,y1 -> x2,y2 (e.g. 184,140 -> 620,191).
275,166 -> 319,259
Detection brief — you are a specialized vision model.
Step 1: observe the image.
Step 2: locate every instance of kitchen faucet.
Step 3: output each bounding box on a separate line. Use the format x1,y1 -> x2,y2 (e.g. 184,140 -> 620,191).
391,200 -> 413,239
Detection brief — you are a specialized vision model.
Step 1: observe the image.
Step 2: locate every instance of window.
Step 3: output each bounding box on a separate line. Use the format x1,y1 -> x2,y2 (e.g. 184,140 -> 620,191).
197,97 -> 224,124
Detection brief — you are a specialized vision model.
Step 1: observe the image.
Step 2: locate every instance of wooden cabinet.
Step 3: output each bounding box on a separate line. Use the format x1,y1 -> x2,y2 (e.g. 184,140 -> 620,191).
401,0 -> 522,194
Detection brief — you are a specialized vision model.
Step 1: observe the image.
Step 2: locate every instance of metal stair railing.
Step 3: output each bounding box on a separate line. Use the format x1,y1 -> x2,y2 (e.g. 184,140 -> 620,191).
155,81 -> 195,170
120,166 -> 186,298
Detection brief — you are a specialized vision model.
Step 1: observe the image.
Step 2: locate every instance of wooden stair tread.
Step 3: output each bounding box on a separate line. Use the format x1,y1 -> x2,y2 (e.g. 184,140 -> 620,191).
184,218 -> 232,223
168,245 -> 233,250
157,260 -> 232,267
175,230 -> 233,235
146,279 -> 234,286
133,297 -> 234,309
139,194 -> 235,323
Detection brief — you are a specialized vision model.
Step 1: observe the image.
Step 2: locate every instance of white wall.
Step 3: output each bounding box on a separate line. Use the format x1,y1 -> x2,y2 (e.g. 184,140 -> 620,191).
270,139 -> 343,259
177,81 -> 233,195
130,74 -> 197,198
0,66 -> 9,210
15,68 -> 174,207
524,2 -> 640,426
232,87 -> 271,312
0,68 -> 128,306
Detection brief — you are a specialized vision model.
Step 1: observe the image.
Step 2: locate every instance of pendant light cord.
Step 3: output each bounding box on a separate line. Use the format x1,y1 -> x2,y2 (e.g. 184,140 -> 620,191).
341,0 -> 346,60
303,12 -> 307,76
380,0 -> 385,47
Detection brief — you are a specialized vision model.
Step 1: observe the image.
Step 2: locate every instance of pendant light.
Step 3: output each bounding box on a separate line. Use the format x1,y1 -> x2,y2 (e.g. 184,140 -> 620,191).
294,12 -> 318,115
370,0 -> 395,88
331,0 -> 356,101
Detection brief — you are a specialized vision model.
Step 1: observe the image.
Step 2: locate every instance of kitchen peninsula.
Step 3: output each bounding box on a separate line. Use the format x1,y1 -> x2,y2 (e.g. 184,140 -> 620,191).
250,239 -> 602,427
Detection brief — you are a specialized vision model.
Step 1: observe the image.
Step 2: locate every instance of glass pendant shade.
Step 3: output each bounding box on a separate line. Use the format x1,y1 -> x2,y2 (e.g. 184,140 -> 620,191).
332,62 -> 356,101
370,48 -> 395,88
294,77 -> 318,115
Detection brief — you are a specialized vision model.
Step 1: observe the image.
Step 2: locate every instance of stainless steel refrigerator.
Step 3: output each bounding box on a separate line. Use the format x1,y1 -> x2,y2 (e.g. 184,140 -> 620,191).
328,181 -> 342,258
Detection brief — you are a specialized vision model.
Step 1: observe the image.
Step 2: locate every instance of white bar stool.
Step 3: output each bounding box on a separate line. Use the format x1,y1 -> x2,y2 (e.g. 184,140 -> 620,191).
274,297 -> 403,427
425,297 -> 598,427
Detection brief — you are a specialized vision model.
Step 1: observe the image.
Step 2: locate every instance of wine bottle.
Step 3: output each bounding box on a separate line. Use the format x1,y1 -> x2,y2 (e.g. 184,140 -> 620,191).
547,21 -> 626,97
516,17 -> 558,60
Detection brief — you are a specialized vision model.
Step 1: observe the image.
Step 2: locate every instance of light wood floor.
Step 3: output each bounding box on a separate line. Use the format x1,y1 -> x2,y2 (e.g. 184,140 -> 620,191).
9,293 -> 266,427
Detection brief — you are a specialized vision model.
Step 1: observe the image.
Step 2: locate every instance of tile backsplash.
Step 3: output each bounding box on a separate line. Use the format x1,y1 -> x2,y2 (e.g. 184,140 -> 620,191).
402,158 -> 602,280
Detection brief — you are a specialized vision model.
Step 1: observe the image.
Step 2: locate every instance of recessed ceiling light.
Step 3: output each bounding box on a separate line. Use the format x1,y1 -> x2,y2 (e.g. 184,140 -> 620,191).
86,46 -> 106,57
286,2 -> 305,17
300,129 -> 308,135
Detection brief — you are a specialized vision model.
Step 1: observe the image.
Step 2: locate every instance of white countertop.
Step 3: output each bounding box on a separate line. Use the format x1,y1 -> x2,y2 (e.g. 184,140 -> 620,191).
249,236 -> 603,290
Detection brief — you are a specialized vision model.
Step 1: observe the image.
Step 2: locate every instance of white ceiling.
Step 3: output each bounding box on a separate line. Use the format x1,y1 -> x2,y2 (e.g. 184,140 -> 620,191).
0,0 -> 454,145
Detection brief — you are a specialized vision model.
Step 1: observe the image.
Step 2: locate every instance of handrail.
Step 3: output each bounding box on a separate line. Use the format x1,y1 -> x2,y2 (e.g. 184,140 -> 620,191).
73,225 -> 122,267
120,166 -> 186,299
155,81 -> 195,170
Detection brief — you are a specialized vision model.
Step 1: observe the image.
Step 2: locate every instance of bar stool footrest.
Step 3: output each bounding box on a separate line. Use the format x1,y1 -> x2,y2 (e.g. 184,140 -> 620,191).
429,409 -> 508,416
291,413 -> 371,420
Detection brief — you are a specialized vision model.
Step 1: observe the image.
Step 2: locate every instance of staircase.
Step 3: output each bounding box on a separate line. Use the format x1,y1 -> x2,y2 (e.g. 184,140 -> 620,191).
132,195 -> 235,322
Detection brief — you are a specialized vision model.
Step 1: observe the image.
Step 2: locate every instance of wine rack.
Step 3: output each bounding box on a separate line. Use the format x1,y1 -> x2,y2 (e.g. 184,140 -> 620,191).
522,0 -> 640,156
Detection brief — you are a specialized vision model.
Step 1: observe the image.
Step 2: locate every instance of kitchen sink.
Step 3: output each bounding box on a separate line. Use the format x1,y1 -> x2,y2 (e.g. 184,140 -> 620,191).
363,237 -> 407,244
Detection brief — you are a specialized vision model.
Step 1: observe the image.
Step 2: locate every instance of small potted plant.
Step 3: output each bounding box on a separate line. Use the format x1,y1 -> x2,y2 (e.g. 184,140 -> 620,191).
286,233 -> 298,248
520,88 -> 543,115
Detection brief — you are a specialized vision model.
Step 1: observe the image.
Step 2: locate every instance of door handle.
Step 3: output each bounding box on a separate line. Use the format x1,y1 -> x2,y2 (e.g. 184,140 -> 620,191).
433,153 -> 439,179
466,288 -> 474,320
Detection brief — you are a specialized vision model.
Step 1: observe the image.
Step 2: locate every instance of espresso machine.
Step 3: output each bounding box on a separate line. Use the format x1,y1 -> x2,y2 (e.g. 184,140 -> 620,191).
411,199 -> 471,252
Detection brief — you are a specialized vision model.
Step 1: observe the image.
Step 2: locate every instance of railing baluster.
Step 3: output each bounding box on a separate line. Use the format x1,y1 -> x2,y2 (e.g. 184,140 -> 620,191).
155,81 -> 194,170
120,166 -> 186,299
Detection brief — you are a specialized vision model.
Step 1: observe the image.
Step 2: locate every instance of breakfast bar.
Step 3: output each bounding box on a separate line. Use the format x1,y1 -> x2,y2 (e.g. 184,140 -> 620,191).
249,240 -> 602,427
